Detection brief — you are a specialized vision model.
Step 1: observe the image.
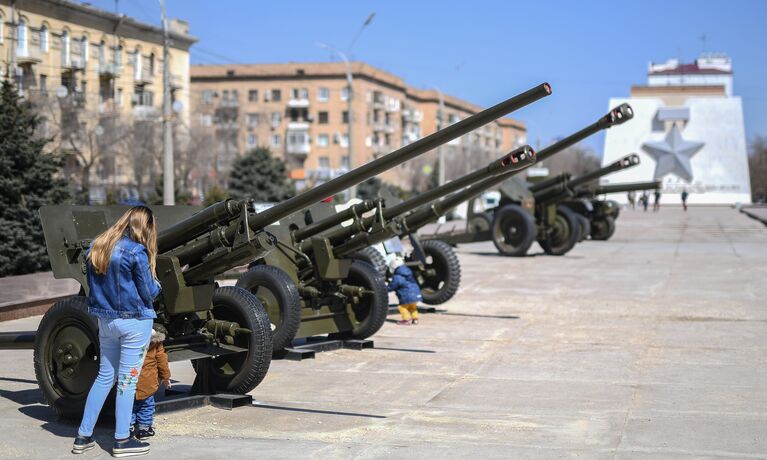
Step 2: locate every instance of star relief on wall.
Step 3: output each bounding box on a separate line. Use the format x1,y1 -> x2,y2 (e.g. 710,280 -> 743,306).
641,124 -> 704,182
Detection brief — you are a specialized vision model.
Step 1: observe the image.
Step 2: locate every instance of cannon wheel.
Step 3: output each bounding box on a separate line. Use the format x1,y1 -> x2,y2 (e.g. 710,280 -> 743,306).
195,287 -> 272,394
350,246 -> 387,277
34,296 -> 100,419
419,239 -> 461,305
491,204 -> 536,257
340,261 -> 388,340
468,212 -> 492,233
236,266 -> 301,351
591,216 -> 616,241
539,206 -> 581,256
575,214 -> 591,242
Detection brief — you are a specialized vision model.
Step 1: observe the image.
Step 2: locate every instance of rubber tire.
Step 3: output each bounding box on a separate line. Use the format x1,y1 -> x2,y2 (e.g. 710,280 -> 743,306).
539,206 -> 581,256
349,246 -> 387,277
491,204 -> 536,257
419,239 -> 461,305
196,286 -> 272,394
236,265 -> 301,351
34,296 -> 100,419
575,214 -> 591,242
340,261 -> 388,340
591,216 -> 616,241
468,212 -> 492,233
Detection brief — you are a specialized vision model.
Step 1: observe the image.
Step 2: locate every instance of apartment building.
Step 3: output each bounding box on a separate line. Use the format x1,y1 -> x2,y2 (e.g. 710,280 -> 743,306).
0,0 -> 196,202
190,62 -> 526,191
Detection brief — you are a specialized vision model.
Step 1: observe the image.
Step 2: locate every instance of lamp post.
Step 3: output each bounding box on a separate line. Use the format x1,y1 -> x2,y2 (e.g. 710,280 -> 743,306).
435,87 -> 446,187
158,0 -> 174,205
317,43 -> 355,199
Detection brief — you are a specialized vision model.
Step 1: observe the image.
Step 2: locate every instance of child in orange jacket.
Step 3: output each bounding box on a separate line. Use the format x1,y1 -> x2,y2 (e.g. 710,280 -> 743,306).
131,326 -> 171,440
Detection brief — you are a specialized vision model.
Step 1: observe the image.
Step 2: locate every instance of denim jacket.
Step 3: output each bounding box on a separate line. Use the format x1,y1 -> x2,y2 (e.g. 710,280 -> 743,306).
86,237 -> 161,320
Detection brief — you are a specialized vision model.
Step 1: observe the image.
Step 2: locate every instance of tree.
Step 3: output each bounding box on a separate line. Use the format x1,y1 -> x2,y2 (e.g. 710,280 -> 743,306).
0,81 -> 70,276
203,186 -> 229,206
749,136 -> 767,203
539,143 -> 601,184
228,147 -> 295,202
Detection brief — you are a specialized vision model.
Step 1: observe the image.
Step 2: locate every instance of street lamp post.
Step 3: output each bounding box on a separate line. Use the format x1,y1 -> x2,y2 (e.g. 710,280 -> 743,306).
435,88 -> 446,187
159,0 -> 174,205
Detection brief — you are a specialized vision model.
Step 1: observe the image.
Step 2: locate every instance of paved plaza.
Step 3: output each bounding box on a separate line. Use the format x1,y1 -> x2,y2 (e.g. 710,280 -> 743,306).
0,206 -> 765,459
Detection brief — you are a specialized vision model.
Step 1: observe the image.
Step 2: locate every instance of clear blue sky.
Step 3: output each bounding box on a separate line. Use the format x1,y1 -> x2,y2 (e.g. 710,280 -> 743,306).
90,0 -> 767,155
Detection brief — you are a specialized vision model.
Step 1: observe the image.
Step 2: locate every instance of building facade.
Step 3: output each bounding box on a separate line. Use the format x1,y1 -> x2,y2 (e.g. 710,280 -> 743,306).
0,0 -> 196,202
602,53 -> 751,204
190,62 -> 526,192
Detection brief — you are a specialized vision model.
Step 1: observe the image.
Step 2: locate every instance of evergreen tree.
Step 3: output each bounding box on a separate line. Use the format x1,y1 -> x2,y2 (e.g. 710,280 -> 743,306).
0,81 -> 70,276
228,147 -> 295,202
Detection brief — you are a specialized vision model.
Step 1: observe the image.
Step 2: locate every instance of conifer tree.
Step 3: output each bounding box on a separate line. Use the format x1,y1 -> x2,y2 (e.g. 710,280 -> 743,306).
0,81 -> 70,276
228,147 -> 295,202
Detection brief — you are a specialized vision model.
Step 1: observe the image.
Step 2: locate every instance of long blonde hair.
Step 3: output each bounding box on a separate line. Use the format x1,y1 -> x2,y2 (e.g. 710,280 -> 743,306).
88,206 -> 158,277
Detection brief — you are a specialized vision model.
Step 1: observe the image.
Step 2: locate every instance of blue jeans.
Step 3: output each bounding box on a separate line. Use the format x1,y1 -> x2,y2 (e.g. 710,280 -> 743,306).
78,318 -> 152,440
131,395 -> 155,430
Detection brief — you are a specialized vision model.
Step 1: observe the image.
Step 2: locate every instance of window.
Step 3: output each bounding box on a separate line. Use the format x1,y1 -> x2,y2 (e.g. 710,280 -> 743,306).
17,19 -> 28,56
247,113 -> 259,127
0,13 -> 3,44
384,134 -> 390,146
341,87 -> 349,101
317,134 -> 329,147
248,89 -> 258,102
81,36 -> 89,66
149,53 -> 155,75
271,111 -> 282,126
117,87 -> 123,106
61,30 -> 70,66
340,134 -> 349,147
247,134 -> 258,147
264,89 -> 271,102
340,155 -> 350,170
200,114 -> 212,126
40,25 -> 49,52
202,90 -> 213,104
318,156 -> 330,169
342,111 -> 349,124
40,74 -> 47,94
318,111 -> 329,124
272,89 -> 281,102
231,89 -> 239,101
98,41 -> 106,67
133,48 -> 141,80
317,87 -> 329,102
114,45 -> 122,68
271,134 -> 282,147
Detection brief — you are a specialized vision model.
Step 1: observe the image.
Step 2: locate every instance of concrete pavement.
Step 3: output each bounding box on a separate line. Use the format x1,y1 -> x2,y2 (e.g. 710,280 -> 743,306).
0,206 -> 764,459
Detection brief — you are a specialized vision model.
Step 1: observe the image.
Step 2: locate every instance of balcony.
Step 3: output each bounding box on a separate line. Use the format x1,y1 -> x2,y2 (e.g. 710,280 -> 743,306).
16,47 -> 43,66
98,62 -> 122,77
134,66 -> 154,84
287,121 -> 310,130
402,109 -> 423,123
287,143 -> 311,155
286,129 -> 311,155
62,55 -> 86,71
287,97 -> 310,108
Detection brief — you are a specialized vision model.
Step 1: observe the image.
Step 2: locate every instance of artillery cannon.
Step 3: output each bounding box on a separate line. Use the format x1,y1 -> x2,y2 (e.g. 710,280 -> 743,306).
0,82 -> 551,417
531,154 -> 641,242
419,103 -> 634,256
567,179 -> 661,240
237,146 -> 537,350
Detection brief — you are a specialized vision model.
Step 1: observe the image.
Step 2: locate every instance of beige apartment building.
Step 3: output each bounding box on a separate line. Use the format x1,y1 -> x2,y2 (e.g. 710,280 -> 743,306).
0,0 -> 196,202
190,62 -> 526,191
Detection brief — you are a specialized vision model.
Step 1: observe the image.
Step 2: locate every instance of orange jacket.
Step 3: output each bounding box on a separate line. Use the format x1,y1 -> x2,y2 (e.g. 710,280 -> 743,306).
136,341 -> 170,400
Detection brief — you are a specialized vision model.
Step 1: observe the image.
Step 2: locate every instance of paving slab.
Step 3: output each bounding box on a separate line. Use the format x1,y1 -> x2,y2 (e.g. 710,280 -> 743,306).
0,206 -> 765,458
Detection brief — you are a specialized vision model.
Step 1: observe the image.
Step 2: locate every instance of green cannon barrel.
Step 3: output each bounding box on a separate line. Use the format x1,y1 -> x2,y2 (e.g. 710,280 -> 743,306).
302,146 -> 536,254
528,173 -> 569,193
533,154 -> 640,204
329,146 -> 537,257
157,199 -> 243,253
580,180 -> 662,196
402,104 -> 635,233
174,83 -> 552,273
292,199 -> 379,242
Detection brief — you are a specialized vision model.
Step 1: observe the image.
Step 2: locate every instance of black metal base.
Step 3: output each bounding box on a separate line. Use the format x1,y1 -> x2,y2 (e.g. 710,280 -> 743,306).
155,357 -> 252,414
274,337 -> 374,361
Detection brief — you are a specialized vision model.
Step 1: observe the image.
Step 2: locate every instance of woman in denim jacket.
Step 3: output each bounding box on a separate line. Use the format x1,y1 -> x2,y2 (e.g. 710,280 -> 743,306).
72,206 -> 161,458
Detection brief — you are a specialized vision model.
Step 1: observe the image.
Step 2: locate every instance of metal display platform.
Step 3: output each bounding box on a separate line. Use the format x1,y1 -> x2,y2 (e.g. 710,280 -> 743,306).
274,337 -> 374,361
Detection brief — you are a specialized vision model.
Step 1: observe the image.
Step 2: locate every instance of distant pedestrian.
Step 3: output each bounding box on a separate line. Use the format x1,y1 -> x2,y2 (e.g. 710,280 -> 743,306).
388,257 -> 423,325
641,191 -> 650,212
681,189 -> 689,211
131,325 -> 171,440
73,206 -> 160,457
653,190 -> 661,212
627,191 -> 636,210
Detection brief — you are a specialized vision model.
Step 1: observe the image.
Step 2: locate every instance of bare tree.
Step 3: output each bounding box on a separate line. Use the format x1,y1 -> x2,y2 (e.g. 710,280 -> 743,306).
539,143 -> 601,180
